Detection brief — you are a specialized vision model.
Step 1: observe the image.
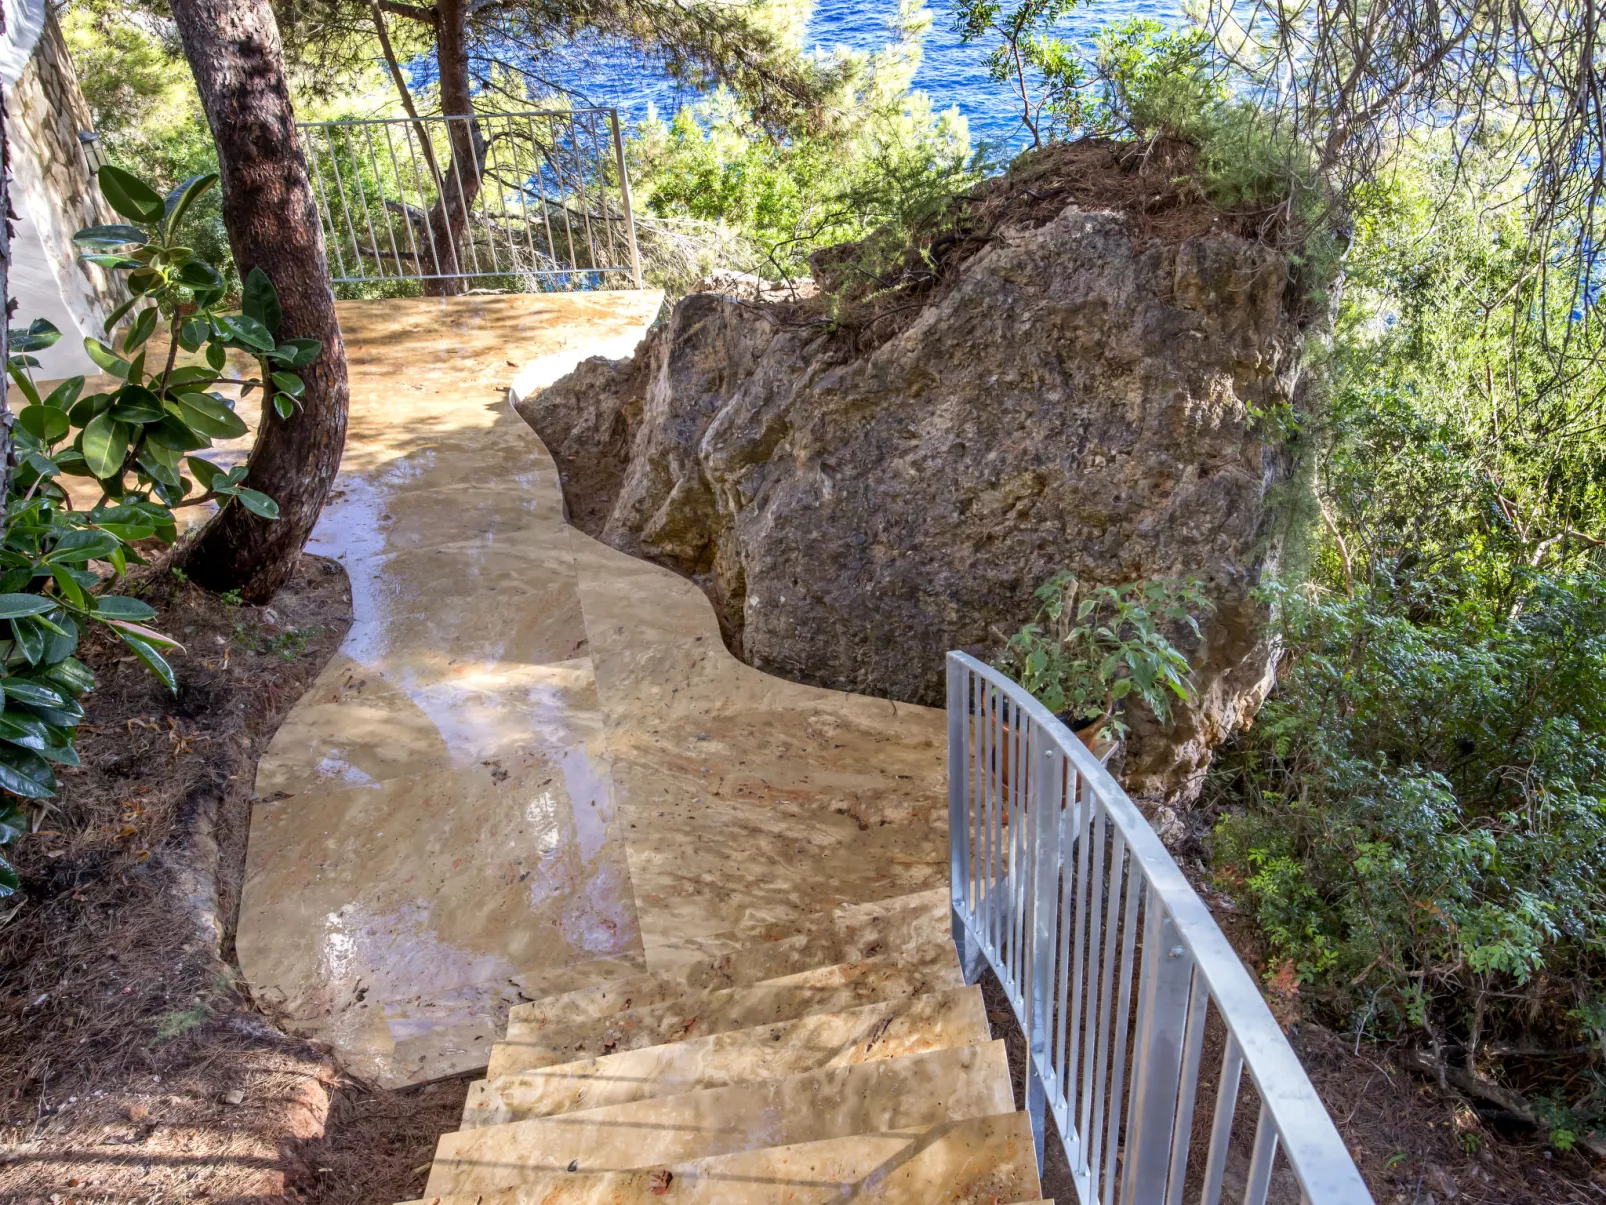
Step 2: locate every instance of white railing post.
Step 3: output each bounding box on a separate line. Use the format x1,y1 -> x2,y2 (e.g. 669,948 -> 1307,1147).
1026,733 -> 1060,1166
1122,900 -> 1195,1203
949,660 -> 984,983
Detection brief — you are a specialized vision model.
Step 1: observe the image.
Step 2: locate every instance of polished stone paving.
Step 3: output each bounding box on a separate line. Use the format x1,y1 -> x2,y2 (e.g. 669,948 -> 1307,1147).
235,294 -> 949,1087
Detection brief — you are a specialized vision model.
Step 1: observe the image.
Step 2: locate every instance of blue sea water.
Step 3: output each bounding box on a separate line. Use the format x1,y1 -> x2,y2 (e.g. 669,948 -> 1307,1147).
504,0 -> 1182,149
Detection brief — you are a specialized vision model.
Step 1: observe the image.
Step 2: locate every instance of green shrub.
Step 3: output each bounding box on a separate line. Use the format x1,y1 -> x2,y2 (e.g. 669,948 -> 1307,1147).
0,166 -> 314,896
994,573 -> 1211,742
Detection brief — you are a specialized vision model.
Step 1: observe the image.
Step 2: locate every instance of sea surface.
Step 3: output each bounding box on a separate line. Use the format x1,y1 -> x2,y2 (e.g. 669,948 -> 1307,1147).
512,0 -> 1183,149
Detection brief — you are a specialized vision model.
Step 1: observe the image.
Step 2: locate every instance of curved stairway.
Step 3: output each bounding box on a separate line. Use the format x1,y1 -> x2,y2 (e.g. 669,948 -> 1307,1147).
404,887 -> 1050,1204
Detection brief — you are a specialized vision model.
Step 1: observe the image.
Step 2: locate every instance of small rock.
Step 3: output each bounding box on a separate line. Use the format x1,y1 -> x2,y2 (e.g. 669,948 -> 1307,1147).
221,1089 -> 244,1106
126,1103 -> 149,1122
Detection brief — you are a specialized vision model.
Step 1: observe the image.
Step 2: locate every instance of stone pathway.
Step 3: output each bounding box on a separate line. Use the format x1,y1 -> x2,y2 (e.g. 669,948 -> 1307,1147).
236,295 -> 952,1088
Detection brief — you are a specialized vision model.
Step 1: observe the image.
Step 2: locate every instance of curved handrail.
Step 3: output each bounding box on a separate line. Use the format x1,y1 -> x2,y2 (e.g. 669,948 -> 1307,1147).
946,651 -> 1373,1205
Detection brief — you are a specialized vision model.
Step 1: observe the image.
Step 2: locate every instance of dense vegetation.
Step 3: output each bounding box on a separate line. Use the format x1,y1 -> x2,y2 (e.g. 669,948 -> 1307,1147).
1209,139 -> 1606,1146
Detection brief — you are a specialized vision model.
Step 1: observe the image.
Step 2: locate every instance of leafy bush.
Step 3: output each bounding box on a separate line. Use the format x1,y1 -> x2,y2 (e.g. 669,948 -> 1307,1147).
1209,135 -> 1606,1134
0,165 -> 315,896
1212,578 -> 1606,1084
994,573 -> 1211,742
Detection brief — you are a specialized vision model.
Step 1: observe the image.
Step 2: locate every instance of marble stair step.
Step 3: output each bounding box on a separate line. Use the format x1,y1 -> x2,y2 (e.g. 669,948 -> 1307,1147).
646,885 -> 950,971
425,1039 -> 1014,1195
489,951 -> 965,1077
505,896 -> 953,1034
463,985 -> 990,1127
399,1110 -> 1043,1204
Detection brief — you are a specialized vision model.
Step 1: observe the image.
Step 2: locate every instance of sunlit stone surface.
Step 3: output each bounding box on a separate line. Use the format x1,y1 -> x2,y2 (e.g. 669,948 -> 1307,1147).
235,294 -> 949,1086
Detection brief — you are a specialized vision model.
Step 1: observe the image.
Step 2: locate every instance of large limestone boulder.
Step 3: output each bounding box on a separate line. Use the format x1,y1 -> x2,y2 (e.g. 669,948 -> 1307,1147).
520,173 -> 1314,804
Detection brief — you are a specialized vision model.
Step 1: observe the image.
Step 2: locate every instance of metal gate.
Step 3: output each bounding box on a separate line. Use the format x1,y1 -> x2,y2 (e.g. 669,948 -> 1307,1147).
296,108 -> 643,293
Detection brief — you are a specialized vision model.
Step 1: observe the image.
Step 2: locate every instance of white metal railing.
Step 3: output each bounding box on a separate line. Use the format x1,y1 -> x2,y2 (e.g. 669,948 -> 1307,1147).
296,108 -> 642,292
946,652 -> 1374,1205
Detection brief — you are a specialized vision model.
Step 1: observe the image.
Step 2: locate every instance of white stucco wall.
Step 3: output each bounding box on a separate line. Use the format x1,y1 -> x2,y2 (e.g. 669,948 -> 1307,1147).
5,0 -> 126,378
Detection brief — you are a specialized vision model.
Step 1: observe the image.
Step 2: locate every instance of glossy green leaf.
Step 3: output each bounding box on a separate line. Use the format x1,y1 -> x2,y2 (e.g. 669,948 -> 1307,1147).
174,394 -> 248,440
102,296 -> 139,333
97,164 -> 165,224
73,223 -> 148,248
162,172 -> 219,235
38,742 -> 80,766
24,452 -> 60,479
43,656 -> 94,696
179,318 -> 208,351
176,260 -> 224,290
9,319 -> 61,353
11,618 -> 43,665
233,488 -> 281,519
41,616 -> 79,665
185,456 -> 224,491
123,306 -> 160,353
118,630 -> 176,694
106,619 -> 183,650
43,377 -> 84,411
109,385 -> 165,425
270,371 -> 305,398
166,366 -> 218,388
0,802 -> 27,842
273,394 -> 295,419
2,679 -> 66,709
271,338 -> 321,368
67,393 -> 112,430
205,340 -> 226,371
47,565 -> 85,609
241,267 -> 283,334
83,338 -> 131,380
0,595 -> 56,620
81,413 -> 129,480
223,313 -> 275,352
44,529 -> 120,565
18,406 -> 70,444
0,743 -> 57,798
93,595 -> 158,622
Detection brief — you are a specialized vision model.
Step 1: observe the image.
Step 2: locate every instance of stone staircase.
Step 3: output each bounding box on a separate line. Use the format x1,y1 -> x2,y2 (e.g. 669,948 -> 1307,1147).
403,887 -> 1050,1204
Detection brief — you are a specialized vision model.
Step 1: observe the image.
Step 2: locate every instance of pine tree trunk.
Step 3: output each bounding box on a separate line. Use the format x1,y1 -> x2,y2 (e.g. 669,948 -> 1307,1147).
169,0 -> 349,602
422,0 -> 482,297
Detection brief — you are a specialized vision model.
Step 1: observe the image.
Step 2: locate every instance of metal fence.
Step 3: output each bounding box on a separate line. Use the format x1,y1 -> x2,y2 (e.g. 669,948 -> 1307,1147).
946,652 -> 1374,1205
296,109 -> 642,292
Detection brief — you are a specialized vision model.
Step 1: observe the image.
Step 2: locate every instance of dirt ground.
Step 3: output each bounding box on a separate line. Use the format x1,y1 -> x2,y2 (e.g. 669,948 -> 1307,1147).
0,557 -> 354,1203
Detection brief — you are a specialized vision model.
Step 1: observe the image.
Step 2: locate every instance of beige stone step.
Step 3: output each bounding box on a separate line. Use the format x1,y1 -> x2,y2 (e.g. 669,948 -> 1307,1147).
425,1039 -> 1013,1195
506,888 -> 952,1032
645,885 -> 950,971
401,1110 -> 1042,1204
463,985 -> 990,1127
489,951 -> 965,1077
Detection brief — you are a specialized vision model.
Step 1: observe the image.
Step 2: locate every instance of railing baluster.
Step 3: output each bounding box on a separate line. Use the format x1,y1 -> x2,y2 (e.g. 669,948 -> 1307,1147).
1077,796 -> 1107,1151
1243,1102 -> 1280,1205
1027,732 -> 1059,1167
1087,826 -> 1124,1192
1164,966 -> 1210,1205
1200,1035 -> 1244,1205
1101,856 -> 1142,1205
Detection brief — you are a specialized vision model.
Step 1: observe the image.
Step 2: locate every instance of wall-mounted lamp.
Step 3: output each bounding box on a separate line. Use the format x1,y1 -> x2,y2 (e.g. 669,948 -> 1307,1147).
78,130 -> 105,175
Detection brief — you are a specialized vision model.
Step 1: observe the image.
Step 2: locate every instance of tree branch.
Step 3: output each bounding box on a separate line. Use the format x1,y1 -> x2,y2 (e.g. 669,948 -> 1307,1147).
375,0 -> 438,25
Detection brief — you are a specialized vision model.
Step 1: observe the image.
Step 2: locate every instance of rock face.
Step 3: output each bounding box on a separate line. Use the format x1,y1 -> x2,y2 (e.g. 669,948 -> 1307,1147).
520,203 -> 1312,803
